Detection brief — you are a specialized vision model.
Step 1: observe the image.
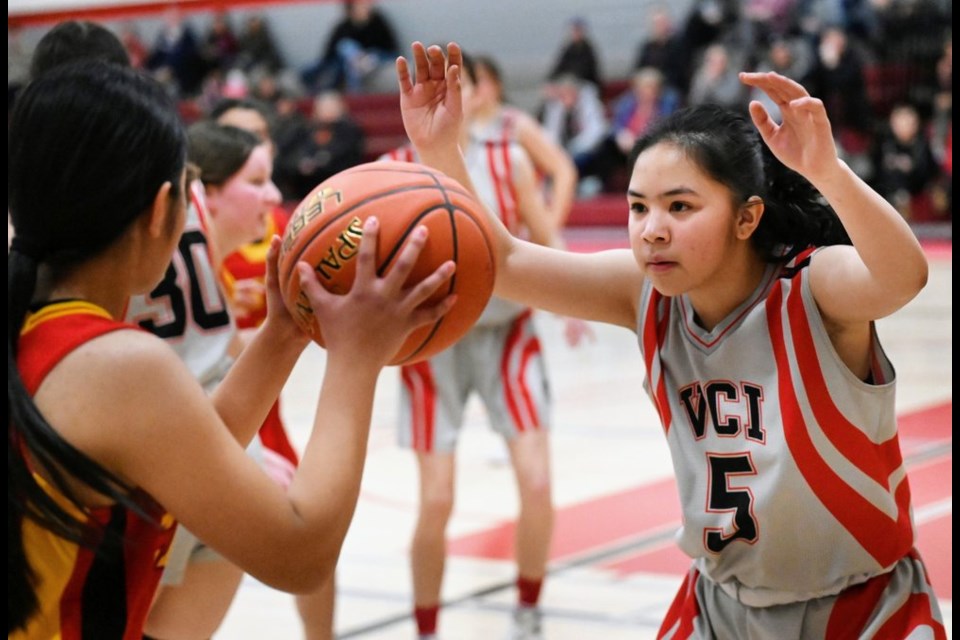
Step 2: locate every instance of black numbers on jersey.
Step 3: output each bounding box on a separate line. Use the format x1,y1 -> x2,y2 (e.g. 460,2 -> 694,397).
140,230 -> 230,338
704,453 -> 758,553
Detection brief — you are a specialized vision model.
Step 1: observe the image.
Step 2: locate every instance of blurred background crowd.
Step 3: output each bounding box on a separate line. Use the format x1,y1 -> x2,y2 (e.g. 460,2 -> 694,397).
9,0 -> 952,224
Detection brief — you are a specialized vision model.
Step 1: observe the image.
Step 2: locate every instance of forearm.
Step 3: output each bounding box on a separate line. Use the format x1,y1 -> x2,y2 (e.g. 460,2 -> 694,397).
812,159 -> 928,300
210,319 -> 306,446
285,356 -> 381,562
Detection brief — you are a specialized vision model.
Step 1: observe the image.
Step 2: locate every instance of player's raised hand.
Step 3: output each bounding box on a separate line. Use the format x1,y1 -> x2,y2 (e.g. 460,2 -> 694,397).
739,71 -> 841,185
397,41 -> 464,155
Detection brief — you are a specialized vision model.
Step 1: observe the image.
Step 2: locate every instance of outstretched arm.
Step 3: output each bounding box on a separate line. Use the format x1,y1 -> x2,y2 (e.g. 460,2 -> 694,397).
397,42 -> 643,329
740,71 -> 928,323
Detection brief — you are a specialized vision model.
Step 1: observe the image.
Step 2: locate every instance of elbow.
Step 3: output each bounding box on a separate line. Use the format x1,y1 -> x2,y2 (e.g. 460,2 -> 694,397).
261,561 -> 333,595
891,256 -> 929,309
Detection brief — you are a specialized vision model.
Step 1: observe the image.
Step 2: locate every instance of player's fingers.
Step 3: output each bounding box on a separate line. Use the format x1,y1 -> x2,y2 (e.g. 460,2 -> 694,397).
411,41 -> 428,83
265,235 -> 282,289
788,97 -> 834,135
408,293 -> 458,328
446,42 -> 463,71
297,260 -> 332,305
403,260 -> 456,311
383,225 -> 429,289
353,216 -> 380,284
396,56 -> 412,93
426,44 -> 446,81
748,101 -> 778,140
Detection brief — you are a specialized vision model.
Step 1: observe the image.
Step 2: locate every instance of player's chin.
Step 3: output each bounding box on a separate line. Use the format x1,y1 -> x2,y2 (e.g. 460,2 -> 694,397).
644,272 -> 688,297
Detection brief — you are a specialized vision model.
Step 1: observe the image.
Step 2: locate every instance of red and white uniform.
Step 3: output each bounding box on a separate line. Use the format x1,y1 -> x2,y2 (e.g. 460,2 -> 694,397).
384,142 -> 550,453
641,249 -> 945,638
125,180 -> 235,393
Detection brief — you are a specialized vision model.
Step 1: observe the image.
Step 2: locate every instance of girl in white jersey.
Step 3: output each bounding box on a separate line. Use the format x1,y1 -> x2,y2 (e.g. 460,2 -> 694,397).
383,52 -> 576,640
468,54 -> 577,230
396,42 -> 945,640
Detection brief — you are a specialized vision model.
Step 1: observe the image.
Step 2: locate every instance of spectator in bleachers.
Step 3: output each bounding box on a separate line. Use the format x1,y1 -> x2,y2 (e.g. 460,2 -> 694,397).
795,0 -> 879,48
872,103 -> 939,219
470,54 -> 578,228
873,0 -> 950,120
804,26 -> 874,178
281,91 -> 365,200
682,0 -> 741,59
304,0 -> 400,94
537,73 -> 611,197
119,22 -> 148,70
236,14 -> 285,77
608,67 -> 680,169
687,43 -> 748,111
747,37 -> 814,121
547,16 -> 602,89
200,11 -> 239,77
929,34 -> 951,217
145,8 -> 204,96
633,7 -> 691,96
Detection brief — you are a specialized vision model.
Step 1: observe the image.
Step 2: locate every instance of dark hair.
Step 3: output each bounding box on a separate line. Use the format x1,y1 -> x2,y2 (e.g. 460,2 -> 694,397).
187,122 -> 262,186
29,20 -> 130,79
472,54 -> 507,102
629,104 -> 850,261
460,52 -> 477,85
8,60 -> 186,631
208,97 -> 277,145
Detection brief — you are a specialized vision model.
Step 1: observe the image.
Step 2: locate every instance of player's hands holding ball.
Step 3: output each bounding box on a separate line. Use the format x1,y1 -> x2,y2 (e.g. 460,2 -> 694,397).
262,235 -> 312,349
295,216 -> 456,370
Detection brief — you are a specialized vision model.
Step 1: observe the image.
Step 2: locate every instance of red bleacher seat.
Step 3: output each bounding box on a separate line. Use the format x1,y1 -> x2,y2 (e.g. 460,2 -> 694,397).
567,194 -> 626,227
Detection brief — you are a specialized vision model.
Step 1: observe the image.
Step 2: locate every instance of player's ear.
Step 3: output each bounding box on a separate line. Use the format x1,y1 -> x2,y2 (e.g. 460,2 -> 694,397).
736,196 -> 764,240
147,181 -> 175,238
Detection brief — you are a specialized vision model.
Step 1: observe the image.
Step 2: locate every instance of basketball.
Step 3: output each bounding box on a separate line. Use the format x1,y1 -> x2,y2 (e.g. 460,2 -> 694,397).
277,160 -> 496,366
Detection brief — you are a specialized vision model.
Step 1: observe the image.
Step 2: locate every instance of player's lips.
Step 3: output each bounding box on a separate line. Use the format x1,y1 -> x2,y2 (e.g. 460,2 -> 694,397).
645,257 -> 677,273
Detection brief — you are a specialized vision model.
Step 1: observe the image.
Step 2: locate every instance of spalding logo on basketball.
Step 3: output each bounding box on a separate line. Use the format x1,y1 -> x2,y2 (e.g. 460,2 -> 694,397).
278,160 -> 497,366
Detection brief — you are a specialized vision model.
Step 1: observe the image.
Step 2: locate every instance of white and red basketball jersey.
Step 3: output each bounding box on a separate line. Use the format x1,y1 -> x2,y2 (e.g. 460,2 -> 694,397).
638,248 -> 913,606
125,180 -> 236,391
382,139 -> 527,326
469,105 -> 522,145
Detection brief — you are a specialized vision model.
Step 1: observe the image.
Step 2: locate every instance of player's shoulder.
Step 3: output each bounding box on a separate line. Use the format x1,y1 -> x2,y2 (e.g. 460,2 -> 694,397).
66,327 -> 195,390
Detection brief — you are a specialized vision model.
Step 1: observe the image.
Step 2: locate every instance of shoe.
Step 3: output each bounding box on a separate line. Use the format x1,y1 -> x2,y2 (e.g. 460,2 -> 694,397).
508,606 -> 544,640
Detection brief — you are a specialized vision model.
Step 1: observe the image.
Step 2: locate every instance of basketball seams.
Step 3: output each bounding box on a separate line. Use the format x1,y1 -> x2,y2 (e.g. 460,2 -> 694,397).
280,162 -> 495,365
281,183 -> 471,277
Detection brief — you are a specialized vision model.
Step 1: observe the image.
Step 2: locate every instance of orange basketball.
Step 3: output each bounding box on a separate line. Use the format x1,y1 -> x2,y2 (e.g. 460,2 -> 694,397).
277,160 -> 496,366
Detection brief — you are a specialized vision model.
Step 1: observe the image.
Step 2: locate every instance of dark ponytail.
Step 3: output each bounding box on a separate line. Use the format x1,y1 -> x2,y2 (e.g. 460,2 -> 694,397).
750,141 -> 851,261
7,61 -> 186,631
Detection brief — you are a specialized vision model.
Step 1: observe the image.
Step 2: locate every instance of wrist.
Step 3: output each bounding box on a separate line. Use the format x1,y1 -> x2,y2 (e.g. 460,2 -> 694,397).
259,317 -> 311,352
805,157 -> 850,194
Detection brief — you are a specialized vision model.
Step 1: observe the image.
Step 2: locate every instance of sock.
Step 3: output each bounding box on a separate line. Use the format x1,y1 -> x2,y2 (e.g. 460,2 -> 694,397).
414,604 -> 439,635
517,575 -> 544,608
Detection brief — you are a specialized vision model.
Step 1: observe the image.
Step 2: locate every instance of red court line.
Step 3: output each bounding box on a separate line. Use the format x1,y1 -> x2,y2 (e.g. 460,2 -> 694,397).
897,401 -> 952,447
447,477 -> 681,560
601,540 -> 690,577
598,453 -> 952,597
449,402 -> 952,598
920,239 -> 952,261
918,514 -> 952,600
